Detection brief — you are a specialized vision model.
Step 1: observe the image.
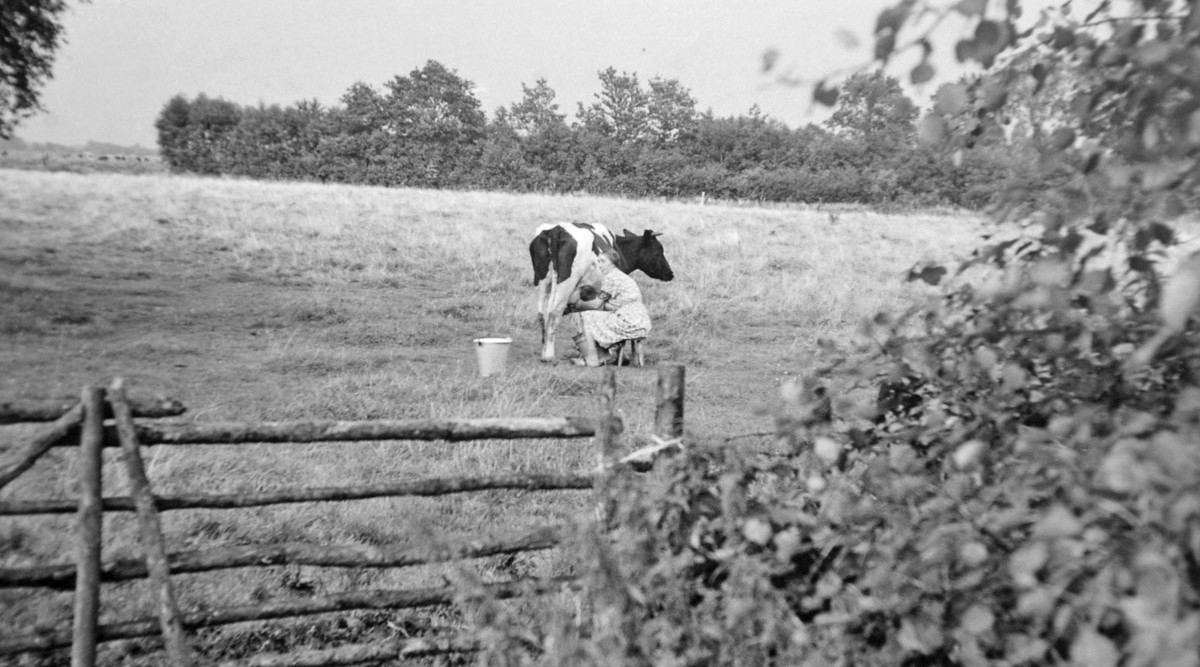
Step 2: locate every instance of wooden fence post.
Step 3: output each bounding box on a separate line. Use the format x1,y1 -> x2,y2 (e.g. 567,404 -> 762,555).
109,379 -> 194,667
653,364 -> 684,442
623,363 -> 686,472
71,386 -> 105,667
593,367 -> 620,526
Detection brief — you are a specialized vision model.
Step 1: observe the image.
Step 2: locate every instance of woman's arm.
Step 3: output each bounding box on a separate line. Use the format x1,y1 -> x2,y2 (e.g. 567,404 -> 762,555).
603,273 -> 642,310
566,291 -> 612,312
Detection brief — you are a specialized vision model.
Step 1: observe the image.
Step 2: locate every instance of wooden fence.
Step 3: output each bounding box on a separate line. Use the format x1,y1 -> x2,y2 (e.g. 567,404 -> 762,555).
0,364 -> 686,666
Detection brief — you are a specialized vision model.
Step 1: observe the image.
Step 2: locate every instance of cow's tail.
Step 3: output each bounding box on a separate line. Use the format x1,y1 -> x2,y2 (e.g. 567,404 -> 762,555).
530,230 -> 553,287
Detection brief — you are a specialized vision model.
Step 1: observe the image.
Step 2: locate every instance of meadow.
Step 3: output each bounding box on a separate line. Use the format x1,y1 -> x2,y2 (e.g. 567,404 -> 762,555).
0,168 -> 984,663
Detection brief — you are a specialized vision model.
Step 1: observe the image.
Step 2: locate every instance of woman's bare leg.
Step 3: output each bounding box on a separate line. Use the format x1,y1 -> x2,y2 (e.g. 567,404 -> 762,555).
581,325 -> 602,366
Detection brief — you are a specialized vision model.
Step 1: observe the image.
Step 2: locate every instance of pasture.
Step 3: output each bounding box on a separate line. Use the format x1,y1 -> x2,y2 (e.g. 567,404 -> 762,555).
0,169 -> 983,662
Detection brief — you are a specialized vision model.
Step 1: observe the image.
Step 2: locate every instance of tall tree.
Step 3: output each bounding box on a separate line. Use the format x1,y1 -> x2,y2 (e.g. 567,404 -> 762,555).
578,68 -> 651,144
153,93 -> 240,174
824,69 -> 917,150
646,76 -> 698,145
379,60 -> 487,187
338,81 -> 384,134
507,78 -> 566,136
382,60 -> 486,143
0,0 -> 83,138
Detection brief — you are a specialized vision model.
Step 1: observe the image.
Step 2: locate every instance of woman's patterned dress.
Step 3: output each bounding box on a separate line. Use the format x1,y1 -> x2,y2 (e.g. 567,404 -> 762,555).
577,269 -> 652,349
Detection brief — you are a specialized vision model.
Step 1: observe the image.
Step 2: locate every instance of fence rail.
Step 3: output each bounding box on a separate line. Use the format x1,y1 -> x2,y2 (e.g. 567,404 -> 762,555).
0,364 -> 686,666
0,472 -> 594,516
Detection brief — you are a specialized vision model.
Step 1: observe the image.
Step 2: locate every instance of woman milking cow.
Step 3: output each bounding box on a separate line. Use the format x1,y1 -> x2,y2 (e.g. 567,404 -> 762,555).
529,222 -> 673,365
564,249 -> 652,366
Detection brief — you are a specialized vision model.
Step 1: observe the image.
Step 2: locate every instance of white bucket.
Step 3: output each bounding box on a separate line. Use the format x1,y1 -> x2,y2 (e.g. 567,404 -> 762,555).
473,337 -> 512,377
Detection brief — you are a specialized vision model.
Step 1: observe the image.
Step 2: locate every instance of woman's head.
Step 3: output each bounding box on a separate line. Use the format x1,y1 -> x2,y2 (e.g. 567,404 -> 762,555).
596,250 -> 620,273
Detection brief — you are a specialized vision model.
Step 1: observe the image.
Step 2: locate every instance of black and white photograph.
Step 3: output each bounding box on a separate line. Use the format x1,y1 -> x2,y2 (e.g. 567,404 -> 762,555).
3,1 -> 1200,665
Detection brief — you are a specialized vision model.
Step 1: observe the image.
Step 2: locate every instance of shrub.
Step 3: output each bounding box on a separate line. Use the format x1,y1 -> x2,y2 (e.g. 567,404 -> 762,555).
465,2 -> 1200,664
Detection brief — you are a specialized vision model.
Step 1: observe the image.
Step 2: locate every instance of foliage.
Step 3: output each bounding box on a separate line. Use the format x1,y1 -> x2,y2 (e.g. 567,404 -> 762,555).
461,1 -> 1200,665
151,60 -> 1046,207
577,68 -> 653,145
825,70 -> 918,154
0,0 -> 83,139
154,93 -> 241,175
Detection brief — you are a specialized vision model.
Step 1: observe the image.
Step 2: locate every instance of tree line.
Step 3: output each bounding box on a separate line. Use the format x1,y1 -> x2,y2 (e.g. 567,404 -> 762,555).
154,61 -> 1047,208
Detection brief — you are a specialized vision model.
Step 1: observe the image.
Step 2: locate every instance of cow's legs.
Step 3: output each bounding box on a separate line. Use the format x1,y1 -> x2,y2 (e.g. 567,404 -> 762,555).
536,278 -> 557,362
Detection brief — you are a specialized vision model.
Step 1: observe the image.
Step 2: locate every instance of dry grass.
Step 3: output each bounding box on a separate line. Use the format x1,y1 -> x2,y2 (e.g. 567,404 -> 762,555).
0,169 -> 985,662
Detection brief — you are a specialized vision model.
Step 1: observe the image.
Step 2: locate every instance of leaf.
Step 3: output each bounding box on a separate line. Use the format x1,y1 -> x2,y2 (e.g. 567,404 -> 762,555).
908,263 -> 947,285
954,0 -> 988,16
1008,541 -> 1048,588
977,78 -> 1008,111
773,528 -> 802,563
917,114 -> 948,146
1000,363 -> 1027,392
911,61 -> 935,84
1155,192 -> 1187,220
834,28 -> 860,49
1016,587 -> 1057,618
975,20 -> 1004,50
1137,40 -> 1173,66
1148,221 -> 1176,246
814,436 -> 842,465
1070,628 -> 1119,667
934,83 -> 970,115
875,2 -> 913,35
742,518 -> 773,546
761,48 -> 780,73
1032,504 -> 1083,539
1187,109 -> 1200,146
1095,439 -> 1149,494
1031,62 -> 1049,94
1128,255 -> 1154,274
1144,122 -> 1162,151
973,345 -> 998,369
813,80 -> 840,107
958,541 -> 989,567
897,618 -> 930,653
1104,164 -> 1134,189
961,605 -> 995,634
875,31 -> 898,61
953,439 -> 987,469
973,20 -> 1010,65
1160,252 -> 1200,333
1142,161 -> 1185,190
889,443 -> 918,472
1051,26 -> 1077,50
955,38 -> 979,62
1048,127 -> 1076,150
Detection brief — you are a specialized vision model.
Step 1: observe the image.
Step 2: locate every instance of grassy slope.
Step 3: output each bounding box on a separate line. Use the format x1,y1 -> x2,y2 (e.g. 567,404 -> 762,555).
0,169 -> 983,660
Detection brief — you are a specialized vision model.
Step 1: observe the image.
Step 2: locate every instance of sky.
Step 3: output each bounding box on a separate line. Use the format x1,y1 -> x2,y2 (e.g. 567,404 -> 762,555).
16,0 -> 983,149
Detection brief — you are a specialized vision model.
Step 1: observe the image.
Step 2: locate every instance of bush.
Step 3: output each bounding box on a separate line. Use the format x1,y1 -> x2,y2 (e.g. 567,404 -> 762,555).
463,2 -> 1200,664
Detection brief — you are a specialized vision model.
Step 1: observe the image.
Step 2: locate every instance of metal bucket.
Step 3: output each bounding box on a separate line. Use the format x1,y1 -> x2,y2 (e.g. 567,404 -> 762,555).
473,337 -> 512,377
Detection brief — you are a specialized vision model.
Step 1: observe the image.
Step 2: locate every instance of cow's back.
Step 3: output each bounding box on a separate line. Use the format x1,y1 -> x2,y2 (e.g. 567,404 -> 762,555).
530,222 -> 615,285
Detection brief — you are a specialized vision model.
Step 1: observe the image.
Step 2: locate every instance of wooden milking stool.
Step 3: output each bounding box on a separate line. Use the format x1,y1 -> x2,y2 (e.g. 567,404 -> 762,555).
616,338 -> 645,367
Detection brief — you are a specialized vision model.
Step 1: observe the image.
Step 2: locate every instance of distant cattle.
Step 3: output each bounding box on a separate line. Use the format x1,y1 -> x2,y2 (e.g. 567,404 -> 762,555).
529,222 -> 674,362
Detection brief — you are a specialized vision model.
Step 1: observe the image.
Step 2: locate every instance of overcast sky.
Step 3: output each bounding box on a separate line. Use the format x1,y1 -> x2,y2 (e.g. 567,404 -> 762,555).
17,0 -> 985,149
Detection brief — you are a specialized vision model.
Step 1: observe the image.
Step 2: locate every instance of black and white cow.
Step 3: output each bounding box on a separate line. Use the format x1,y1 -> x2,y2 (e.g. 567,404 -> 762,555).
529,222 -> 674,362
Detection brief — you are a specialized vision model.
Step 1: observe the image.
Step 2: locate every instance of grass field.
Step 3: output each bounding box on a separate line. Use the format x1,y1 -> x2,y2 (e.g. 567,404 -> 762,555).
0,168 -> 984,663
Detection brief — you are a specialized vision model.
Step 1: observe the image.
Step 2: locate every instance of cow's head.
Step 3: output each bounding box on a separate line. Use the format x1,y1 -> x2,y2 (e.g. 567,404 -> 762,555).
622,228 -> 675,282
